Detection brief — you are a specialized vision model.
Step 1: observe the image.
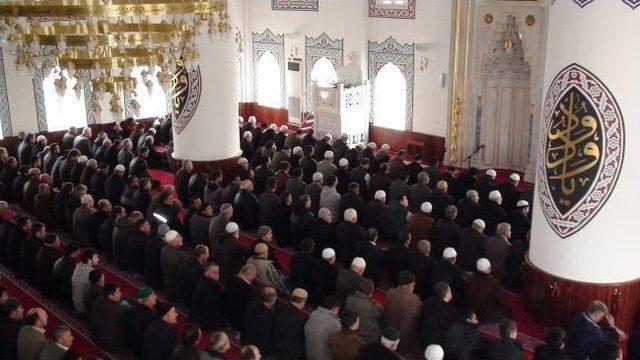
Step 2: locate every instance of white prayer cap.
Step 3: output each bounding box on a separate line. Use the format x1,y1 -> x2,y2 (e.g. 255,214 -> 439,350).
36,135 -> 46,142
318,207 -> 331,219
81,194 -> 94,206
324,151 -> 334,159
338,158 -> 348,167
248,116 -> 256,124
351,257 -> 366,268
114,164 -> 126,172
344,208 -> 357,222
243,131 -> 252,139
509,173 -> 521,182
269,123 -> 278,130
293,146 -> 303,156
148,128 -> 157,134
517,200 -> 530,208
436,180 -> 448,190
165,230 -> 180,243
486,169 -> 497,178
472,219 -> 486,229
322,248 -> 336,259
368,142 -> 377,150
225,222 -> 239,233
443,247 -> 457,258
280,125 -> 288,132
78,155 -> 88,164
324,133 -> 333,141
420,202 -> 433,214
381,144 -> 390,151
340,133 -> 349,139
489,190 -> 502,201
312,172 -> 323,182
238,116 -> 244,123
424,345 -> 445,360
374,190 -> 386,201
238,157 -> 249,165
477,258 -> 491,273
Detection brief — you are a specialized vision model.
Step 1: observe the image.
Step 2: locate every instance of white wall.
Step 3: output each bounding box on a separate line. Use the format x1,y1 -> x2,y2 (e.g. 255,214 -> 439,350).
2,50 -> 38,134
243,0 -> 453,137
530,0 -> 640,283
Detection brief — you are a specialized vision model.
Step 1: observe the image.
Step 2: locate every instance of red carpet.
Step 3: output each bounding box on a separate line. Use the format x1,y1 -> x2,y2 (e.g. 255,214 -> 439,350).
148,168 -> 175,189
0,266 -> 111,359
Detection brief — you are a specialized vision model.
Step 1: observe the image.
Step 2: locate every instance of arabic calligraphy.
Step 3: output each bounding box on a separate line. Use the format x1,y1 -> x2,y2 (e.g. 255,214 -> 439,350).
545,87 -> 602,214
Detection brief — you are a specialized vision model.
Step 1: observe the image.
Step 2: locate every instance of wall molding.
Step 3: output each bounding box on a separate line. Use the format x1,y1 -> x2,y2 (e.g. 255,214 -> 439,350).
368,36 -> 415,130
368,0 -> 416,19
304,33 -> 343,109
272,0 -> 319,11
0,48 -> 12,137
252,28 -> 286,108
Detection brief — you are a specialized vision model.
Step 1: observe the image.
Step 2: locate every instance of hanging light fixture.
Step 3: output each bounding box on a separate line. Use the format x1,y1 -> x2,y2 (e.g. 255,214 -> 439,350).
0,0 -> 233,119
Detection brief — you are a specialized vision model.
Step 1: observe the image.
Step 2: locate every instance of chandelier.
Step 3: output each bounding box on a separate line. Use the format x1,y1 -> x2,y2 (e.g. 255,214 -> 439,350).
0,0 -> 233,120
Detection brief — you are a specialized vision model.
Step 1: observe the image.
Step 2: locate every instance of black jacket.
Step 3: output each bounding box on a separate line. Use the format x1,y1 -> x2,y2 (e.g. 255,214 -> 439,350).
242,301 -> 275,355
233,189 -> 259,230
176,257 -> 204,306
433,219 -> 461,259
143,319 -> 178,360
90,297 -> 129,352
223,275 -> 255,331
456,198 -> 480,229
419,297 -> 462,348
35,244 -> 61,296
458,228 -> 487,272
488,339 -> 524,360
314,260 -> 339,304
429,260 -> 465,308
190,277 -> 223,331
478,201 -> 508,237
533,344 -> 571,360
105,174 -> 125,205
334,221 -> 366,266
289,252 -> 318,297
273,302 -> 307,359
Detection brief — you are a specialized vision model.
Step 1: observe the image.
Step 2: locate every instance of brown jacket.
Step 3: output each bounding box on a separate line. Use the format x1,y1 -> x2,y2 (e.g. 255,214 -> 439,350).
465,272 -> 507,323
407,212 -> 436,245
485,235 -> 511,282
383,287 -> 423,353
328,330 -> 365,360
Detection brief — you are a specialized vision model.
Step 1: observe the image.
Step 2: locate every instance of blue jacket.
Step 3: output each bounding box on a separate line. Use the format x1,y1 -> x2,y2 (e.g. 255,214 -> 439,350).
566,312 -> 619,360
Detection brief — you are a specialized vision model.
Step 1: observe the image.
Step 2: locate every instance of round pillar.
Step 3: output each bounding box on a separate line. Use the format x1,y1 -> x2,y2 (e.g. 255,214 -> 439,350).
524,1 -> 640,332
172,34 -> 241,169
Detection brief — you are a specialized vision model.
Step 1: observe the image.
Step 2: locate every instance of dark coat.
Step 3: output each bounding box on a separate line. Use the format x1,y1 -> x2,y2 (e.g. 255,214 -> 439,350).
509,210 -> 531,241
258,190 -> 281,227
407,213 -> 436,244
363,200 -> 388,232
456,198 -> 480,229
90,298 -> 129,352
52,255 -> 75,303
286,177 -> 308,211
175,169 -> 192,204
419,297 -> 462,348
33,193 -> 55,228
143,319 -> 178,360
176,257 -> 204,306
88,210 -> 109,251
189,214 -> 211,247
233,189 -> 259,230
161,245 -> 187,301
129,156 -> 149,178
533,344 -> 571,360
145,235 -> 166,289
387,243 -> 411,285
478,201 -> 508,237
117,149 -> 134,167
335,269 -> 363,303
105,174 -> 125,205
445,320 -> 488,360
62,132 -> 76,151
353,240 -> 384,283
0,317 -> 23,359
409,183 -> 432,212
314,260 -> 339,304
429,260 -> 465,308
126,230 -> 150,274
73,136 -> 92,156
223,275 -> 255,331
254,166 -> 275,195
488,339 -> 524,360
300,156 -> 317,184
407,251 -> 436,300
458,228 -> 487,272
356,342 -> 400,360
566,312 -> 620,360
242,301 -> 275,355
35,244 -> 61,296
289,251 -> 318,297
217,236 -> 247,280
190,277 -> 223,331
499,182 -> 522,213
339,193 -> 365,223
334,221 -> 366,266
382,203 -> 409,241
465,272 -> 507,323
311,219 -> 334,258
17,141 -> 33,166
132,188 -> 152,214
473,176 -> 498,202
433,219 -> 461,259
99,215 -> 117,260
431,191 -> 455,219
273,302 -> 308,360
19,235 -> 42,283
90,172 -> 107,201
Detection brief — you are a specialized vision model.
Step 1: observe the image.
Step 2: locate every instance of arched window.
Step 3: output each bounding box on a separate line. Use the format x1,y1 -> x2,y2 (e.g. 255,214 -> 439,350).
310,56 -> 337,88
132,66 -> 168,119
43,67 -> 87,131
373,62 -> 406,130
256,51 -> 282,108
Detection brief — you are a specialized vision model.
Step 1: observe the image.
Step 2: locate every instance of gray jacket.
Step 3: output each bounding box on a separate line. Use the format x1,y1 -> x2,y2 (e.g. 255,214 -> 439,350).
319,187 -> 341,222
38,341 -> 67,360
304,307 -> 342,360
71,262 -> 94,313
345,291 -> 383,343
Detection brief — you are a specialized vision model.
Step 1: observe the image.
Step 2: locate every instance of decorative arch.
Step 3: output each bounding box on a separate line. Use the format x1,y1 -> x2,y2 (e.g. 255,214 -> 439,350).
305,33 -> 343,108
368,36 -> 414,129
252,29 -> 285,108
255,51 -> 282,108
373,63 -> 407,130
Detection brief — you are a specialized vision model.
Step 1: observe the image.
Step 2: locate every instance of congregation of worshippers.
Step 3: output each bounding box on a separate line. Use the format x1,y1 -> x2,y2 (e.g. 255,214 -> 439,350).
0,116 -> 630,360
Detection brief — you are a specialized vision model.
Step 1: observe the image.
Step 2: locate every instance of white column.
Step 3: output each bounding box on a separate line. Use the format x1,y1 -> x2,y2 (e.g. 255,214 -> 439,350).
529,0 -> 637,283
172,35 -> 240,161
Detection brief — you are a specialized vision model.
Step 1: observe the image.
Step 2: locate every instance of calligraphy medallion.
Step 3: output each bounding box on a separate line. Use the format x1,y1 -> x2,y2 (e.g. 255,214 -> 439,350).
171,62 -> 202,135
538,63 -> 624,238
